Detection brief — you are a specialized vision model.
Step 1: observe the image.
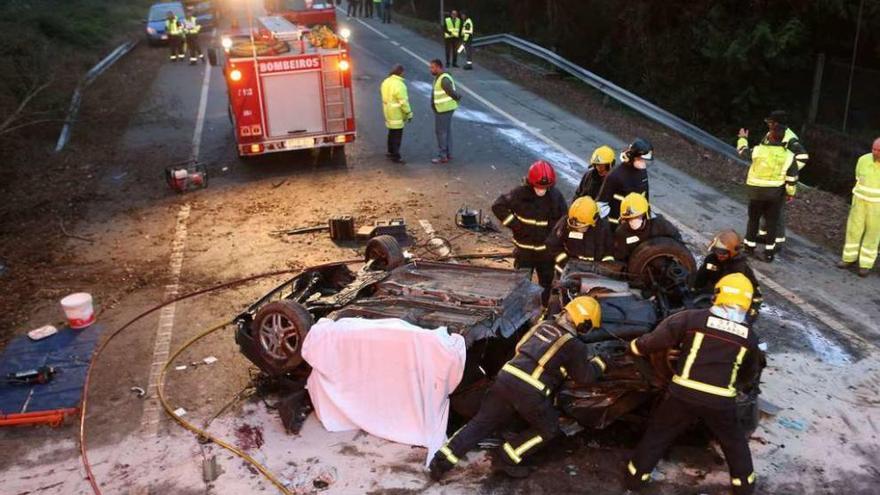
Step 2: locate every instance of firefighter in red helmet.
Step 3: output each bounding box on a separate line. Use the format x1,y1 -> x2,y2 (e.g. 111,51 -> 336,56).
493,160 -> 568,305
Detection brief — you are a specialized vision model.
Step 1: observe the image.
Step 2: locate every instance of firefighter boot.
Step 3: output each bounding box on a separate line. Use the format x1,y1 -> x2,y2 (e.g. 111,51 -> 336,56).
623,462 -> 650,492
837,260 -> 854,269
428,455 -> 454,482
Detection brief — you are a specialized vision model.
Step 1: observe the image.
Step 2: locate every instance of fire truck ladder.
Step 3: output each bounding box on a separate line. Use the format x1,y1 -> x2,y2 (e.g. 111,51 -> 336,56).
321,55 -> 347,134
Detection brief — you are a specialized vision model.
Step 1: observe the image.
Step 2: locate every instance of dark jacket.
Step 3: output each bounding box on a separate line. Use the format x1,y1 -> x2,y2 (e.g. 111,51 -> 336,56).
631,308 -> 761,409
597,161 -> 649,223
492,185 -> 568,262
693,253 -> 764,315
574,167 -> 606,200
613,214 -> 681,262
546,216 -> 614,273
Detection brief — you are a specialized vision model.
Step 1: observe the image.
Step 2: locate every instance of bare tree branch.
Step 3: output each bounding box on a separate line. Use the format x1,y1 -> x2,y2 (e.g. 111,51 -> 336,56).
0,78 -> 53,134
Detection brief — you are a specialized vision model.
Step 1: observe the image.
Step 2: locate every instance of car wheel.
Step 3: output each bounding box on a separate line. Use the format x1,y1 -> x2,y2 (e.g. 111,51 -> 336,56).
627,237 -> 697,285
207,47 -> 218,66
251,300 -> 312,373
365,235 -> 404,270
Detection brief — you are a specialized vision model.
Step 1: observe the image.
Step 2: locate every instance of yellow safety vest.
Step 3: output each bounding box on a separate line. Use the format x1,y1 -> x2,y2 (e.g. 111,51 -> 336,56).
184,16 -> 201,35
853,153 -> 880,203
444,17 -> 461,38
166,17 -> 181,35
461,18 -> 474,42
746,144 -> 797,196
433,73 -> 458,113
380,75 -> 411,130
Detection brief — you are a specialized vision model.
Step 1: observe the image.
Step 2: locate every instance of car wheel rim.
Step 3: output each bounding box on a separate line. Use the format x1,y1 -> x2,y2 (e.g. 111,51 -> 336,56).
259,313 -> 300,360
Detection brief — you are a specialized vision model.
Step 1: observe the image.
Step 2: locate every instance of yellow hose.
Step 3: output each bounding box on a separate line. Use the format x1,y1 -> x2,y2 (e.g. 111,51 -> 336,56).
157,320 -> 293,495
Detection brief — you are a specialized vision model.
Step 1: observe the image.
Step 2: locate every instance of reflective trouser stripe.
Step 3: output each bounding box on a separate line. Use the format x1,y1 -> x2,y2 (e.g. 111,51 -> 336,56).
501,364 -> 550,395
555,253 -> 568,263
743,239 -> 757,247
629,339 -> 642,356
672,375 -> 737,397
627,461 -> 651,481
732,472 -> 757,486
502,213 -> 515,226
439,446 -> 459,464
843,197 -> 880,269
503,435 -> 544,464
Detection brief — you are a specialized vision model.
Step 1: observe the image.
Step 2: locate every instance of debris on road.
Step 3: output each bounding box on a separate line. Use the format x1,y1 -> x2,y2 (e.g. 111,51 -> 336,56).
777,417 -> 807,431
130,386 -> 146,398
202,454 -> 222,482
175,365 -> 188,371
203,356 -> 218,365
27,325 -> 58,341
173,407 -> 187,417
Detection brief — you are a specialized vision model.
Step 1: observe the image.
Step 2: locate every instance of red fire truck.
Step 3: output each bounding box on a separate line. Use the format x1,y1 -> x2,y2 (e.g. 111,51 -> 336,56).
212,13 -> 356,157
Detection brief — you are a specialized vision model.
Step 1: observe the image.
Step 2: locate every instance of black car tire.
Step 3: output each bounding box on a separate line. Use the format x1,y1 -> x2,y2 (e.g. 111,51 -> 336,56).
627,236 -> 697,285
251,300 -> 313,373
207,47 -> 218,66
365,235 -> 404,270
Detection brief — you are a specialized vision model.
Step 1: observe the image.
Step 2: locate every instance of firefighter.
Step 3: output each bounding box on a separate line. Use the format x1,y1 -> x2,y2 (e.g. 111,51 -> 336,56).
460,12 -> 474,70
346,0 -> 361,18
183,7 -> 203,65
430,59 -> 461,164
838,137 -> 880,277
612,193 -> 682,263
165,11 -> 184,62
748,111 -> 810,250
737,121 -> 799,263
575,145 -> 615,200
546,196 -> 615,276
625,273 -> 762,495
693,229 -> 763,320
429,297 -> 608,481
493,160 -> 568,305
597,138 -> 653,228
443,10 -> 461,68
380,64 -> 412,164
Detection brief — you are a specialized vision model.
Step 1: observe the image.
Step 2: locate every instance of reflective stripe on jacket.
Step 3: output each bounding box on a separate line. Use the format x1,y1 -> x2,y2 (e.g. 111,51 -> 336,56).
492,185 -> 568,259
432,72 -> 458,113
461,18 -> 474,41
853,153 -> 880,203
444,17 -> 461,38
183,16 -> 201,34
380,75 -> 412,129
745,142 -> 798,196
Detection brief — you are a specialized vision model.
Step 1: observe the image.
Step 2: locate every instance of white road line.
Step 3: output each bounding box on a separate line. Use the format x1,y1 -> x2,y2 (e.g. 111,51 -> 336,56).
190,57 -> 213,162
385,28 -> 863,347
349,12 -> 389,39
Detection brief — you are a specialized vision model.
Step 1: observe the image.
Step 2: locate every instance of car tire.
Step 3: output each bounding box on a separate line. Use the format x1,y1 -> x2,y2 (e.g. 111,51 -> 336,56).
251,300 -> 312,374
365,235 -> 404,270
207,47 -> 218,66
627,237 -> 697,285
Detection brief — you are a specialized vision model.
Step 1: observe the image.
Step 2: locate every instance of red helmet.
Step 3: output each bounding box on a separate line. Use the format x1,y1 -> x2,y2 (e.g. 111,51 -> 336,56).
526,160 -> 556,188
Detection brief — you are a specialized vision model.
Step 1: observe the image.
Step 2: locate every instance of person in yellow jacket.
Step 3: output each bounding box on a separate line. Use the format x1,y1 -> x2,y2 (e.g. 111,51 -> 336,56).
165,11 -> 184,61
460,12 -> 474,69
380,64 -> 412,164
838,137 -> 880,277
429,59 -> 461,164
442,10 -> 461,68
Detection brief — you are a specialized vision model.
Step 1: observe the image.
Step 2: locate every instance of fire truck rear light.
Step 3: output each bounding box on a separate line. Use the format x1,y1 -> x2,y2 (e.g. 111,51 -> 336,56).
334,135 -> 346,143
338,60 -> 350,71
230,69 -> 242,81
241,126 -> 251,136
250,144 -> 262,153
251,125 -> 262,136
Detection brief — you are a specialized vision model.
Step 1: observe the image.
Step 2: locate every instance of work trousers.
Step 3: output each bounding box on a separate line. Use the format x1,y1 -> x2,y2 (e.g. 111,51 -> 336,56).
386,128 -> 403,160
169,35 -> 184,60
463,40 -> 473,67
514,256 -> 555,306
347,0 -> 361,17
759,214 -> 786,251
842,197 -> 880,269
364,0 -> 373,17
185,33 -> 201,62
373,1 -> 383,20
434,110 -> 454,160
745,195 -> 783,253
381,0 -> 391,23
627,394 -> 755,495
445,38 -> 459,67
441,377 -> 559,466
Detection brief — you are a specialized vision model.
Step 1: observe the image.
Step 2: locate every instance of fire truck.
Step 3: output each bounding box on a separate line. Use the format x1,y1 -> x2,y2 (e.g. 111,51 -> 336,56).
211,12 -> 356,157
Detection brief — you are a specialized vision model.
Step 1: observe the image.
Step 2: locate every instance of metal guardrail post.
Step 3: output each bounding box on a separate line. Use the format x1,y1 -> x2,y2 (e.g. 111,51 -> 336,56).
472,33 -> 748,166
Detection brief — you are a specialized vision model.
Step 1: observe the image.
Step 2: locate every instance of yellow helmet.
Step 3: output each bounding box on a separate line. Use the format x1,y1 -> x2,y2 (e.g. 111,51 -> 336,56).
591,146 -> 616,166
565,296 -> 602,331
619,193 -> 649,220
567,197 -> 598,231
713,273 -> 754,311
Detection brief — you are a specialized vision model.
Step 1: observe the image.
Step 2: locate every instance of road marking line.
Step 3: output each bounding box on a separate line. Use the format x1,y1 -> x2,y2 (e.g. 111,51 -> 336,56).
346,9 -> 389,39
390,40 -> 400,46
387,29 -> 864,347
190,58 -> 213,162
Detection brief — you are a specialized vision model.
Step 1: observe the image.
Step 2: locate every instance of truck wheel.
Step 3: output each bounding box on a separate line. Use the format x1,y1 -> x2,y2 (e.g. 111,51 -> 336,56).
251,300 -> 312,373
365,235 -> 405,270
207,47 -> 218,66
627,237 -> 696,285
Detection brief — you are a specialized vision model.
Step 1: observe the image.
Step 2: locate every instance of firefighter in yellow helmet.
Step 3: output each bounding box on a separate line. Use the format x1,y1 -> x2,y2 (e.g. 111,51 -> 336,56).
546,196 -> 615,276
612,193 -> 682,263
625,273 -> 762,495
429,297 -> 608,481
575,145 -> 616,200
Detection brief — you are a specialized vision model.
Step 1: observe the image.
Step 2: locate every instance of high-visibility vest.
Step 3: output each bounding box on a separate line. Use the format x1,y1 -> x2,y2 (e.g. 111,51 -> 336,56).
380,75 -> 411,129
461,18 -> 474,42
432,73 -> 458,113
746,144 -> 797,196
166,17 -> 181,35
444,17 -> 461,38
184,16 -> 201,34
853,153 -> 880,203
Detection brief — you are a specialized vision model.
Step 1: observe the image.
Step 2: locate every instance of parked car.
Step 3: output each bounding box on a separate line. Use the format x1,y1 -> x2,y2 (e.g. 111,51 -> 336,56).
146,1 -> 214,46
234,235 -> 762,434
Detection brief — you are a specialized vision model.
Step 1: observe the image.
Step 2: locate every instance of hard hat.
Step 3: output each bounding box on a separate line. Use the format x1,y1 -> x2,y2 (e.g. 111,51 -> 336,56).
707,229 -> 742,258
713,273 -> 754,311
526,160 -> 557,188
764,110 -> 788,125
567,197 -> 598,231
591,145 -> 616,166
619,193 -> 649,220
625,138 -> 653,161
565,296 -> 602,331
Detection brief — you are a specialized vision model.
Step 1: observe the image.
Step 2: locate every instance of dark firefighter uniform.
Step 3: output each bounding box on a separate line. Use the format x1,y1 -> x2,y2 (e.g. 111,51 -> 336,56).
757,126 -> 809,248
574,167 -> 606,200
626,308 -> 761,495
432,317 -> 606,478
613,214 -> 681,263
492,185 -> 567,304
694,253 -> 764,319
597,161 -> 649,227
546,215 -> 615,275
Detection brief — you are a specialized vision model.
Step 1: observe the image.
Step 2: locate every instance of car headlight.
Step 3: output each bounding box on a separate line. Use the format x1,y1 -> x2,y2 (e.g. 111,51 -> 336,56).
147,27 -> 157,35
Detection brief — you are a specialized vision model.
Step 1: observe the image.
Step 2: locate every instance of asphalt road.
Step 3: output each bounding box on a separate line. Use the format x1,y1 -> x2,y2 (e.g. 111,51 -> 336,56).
1,1 -> 879,494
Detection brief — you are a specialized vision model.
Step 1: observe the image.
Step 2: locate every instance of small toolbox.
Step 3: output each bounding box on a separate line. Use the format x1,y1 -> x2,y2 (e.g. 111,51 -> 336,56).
356,218 -> 408,242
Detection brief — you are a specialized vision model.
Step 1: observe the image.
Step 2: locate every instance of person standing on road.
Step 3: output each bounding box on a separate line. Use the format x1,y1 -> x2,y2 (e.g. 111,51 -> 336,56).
443,11 -> 461,68
737,123 -> 799,263
363,0 -> 373,18
838,137 -> 880,277
347,0 -> 361,18
625,273 -> 762,495
597,138 -> 653,229
612,193 -> 682,263
693,229 -> 763,321
575,145 -> 615,200
183,7 -> 203,65
381,0 -> 392,23
460,12 -> 474,69
380,64 -> 412,164
429,59 -> 460,163
372,0 -> 382,20
492,161 -> 568,305
165,11 -> 184,62
429,297 -> 608,481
